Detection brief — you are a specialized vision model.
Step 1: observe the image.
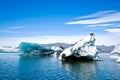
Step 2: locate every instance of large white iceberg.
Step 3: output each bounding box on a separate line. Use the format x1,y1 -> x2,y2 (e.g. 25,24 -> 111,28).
19,42 -> 54,56
110,44 -> 120,63
59,33 -> 100,60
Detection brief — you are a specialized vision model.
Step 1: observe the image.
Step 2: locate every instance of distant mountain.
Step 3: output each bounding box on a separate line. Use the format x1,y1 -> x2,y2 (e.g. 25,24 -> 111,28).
97,45 -> 114,53
41,43 -> 114,53
0,45 -> 19,53
41,42 -> 71,48
0,43 -> 114,53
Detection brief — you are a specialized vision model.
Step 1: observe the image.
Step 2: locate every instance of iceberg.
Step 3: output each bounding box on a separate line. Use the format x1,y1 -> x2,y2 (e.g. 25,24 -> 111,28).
19,42 -> 54,56
59,33 -> 101,61
110,44 -> 120,63
116,58 -> 120,63
51,46 -> 64,55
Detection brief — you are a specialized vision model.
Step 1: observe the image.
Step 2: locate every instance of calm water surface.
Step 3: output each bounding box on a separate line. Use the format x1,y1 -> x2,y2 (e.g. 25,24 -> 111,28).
0,53 -> 120,80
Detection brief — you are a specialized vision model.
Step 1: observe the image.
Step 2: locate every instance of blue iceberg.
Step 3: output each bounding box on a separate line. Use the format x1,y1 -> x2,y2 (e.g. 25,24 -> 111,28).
19,42 -> 54,56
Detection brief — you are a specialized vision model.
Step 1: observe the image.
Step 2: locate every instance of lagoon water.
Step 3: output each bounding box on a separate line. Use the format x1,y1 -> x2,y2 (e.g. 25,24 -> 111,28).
0,53 -> 120,80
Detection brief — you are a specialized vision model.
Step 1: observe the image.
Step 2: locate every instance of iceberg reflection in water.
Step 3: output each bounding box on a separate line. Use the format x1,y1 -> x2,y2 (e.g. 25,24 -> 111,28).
61,61 -> 97,80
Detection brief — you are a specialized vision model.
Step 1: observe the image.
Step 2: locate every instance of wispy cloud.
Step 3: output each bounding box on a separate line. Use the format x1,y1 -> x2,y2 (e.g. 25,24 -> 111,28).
0,26 -> 40,34
10,26 -> 25,30
0,26 -> 26,33
105,28 -> 120,33
0,30 -> 39,34
65,10 -> 120,27
88,24 -> 114,27
76,10 -> 116,19
0,30 -> 13,33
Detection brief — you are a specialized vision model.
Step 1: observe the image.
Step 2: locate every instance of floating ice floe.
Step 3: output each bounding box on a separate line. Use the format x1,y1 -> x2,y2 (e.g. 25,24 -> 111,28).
19,42 -> 54,56
116,58 -> 120,63
59,33 -> 101,61
110,44 -> 120,63
51,46 -> 64,56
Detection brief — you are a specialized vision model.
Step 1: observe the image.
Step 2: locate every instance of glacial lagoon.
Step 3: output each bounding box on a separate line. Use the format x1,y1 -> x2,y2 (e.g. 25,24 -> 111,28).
0,53 -> 120,80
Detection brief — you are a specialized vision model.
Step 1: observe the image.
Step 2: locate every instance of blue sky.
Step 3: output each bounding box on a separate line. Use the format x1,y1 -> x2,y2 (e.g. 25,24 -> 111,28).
0,0 -> 120,46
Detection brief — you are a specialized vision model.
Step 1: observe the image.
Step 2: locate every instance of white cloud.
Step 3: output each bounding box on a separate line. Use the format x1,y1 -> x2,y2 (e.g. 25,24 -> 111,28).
0,30 -> 40,34
88,24 -> 114,27
66,12 -> 120,25
0,30 -> 13,33
76,10 -> 116,19
105,28 -> 120,33
0,26 -> 25,33
65,10 -> 120,27
10,26 -> 25,30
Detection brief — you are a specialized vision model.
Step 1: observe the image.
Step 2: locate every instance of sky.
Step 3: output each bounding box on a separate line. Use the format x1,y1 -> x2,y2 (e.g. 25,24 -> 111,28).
0,0 -> 120,46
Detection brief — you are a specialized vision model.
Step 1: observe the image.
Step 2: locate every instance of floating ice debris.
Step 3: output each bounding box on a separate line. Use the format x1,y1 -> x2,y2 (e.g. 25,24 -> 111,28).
59,33 -> 101,61
51,46 -> 64,56
116,58 -> 120,63
19,42 -> 54,56
110,44 -> 120,63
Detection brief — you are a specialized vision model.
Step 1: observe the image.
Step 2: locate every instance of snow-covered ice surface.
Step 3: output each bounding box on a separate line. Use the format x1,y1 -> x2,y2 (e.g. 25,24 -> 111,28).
110,44 -> 120,63
59,33 -> 100,61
